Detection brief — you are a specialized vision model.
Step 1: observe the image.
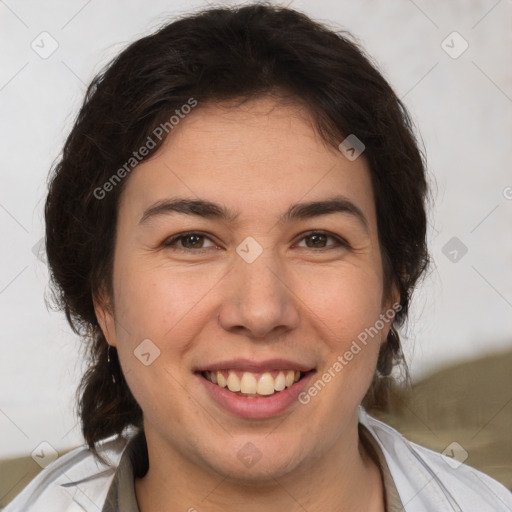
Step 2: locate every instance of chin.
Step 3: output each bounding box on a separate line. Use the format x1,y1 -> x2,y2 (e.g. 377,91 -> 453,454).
210,440 -> 308,482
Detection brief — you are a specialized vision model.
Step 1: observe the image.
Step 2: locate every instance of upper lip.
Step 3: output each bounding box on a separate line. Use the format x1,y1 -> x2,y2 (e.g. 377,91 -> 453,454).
194,358 -> 315,373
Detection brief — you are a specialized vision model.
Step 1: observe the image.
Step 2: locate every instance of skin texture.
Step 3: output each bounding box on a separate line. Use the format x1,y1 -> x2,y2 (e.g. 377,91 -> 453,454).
95,96 -> 398,511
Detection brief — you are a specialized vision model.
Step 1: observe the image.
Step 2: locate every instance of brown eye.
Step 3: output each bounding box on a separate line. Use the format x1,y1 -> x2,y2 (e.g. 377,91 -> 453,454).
304,233 -> 328,248
163,232 -> 217,251
180,234 -> 204,248
297,231 -> 349,250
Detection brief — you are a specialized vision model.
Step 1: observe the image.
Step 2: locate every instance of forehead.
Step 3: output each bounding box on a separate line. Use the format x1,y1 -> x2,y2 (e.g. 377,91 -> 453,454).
118,96 -> 377,228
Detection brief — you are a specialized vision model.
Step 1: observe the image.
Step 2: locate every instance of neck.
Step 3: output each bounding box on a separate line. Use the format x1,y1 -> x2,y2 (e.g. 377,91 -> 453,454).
134,419 -> 384,512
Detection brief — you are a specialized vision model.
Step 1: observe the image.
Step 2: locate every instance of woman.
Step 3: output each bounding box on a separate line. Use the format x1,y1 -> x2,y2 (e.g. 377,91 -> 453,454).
6,3 -> 511,511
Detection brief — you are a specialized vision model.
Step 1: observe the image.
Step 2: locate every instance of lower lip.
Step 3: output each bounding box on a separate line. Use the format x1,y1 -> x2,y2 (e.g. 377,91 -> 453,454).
197,371 -> 316,419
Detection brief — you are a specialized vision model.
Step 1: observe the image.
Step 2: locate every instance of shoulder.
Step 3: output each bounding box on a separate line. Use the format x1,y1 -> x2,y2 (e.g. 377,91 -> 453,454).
358,407 -> 512,511
3,434 -> 131,512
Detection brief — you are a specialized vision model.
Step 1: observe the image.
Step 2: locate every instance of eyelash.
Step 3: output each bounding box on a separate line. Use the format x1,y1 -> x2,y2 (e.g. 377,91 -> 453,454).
161,230 -> 350,253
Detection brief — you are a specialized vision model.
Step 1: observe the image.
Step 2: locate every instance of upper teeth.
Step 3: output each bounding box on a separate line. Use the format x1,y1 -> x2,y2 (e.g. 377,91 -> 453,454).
204,370 -> 301,396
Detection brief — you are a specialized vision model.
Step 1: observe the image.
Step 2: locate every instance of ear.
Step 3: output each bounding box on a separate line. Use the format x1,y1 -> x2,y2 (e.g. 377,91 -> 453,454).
384,281 -> 401,312
93,286 -> 118,347
380,281 -> 401,342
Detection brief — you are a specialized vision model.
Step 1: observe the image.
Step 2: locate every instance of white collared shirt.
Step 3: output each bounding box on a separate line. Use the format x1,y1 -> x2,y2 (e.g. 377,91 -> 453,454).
4,407 -> 512,511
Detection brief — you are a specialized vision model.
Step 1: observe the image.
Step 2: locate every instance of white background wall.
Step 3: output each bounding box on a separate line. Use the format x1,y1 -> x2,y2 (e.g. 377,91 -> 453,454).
1,0 -> 511,459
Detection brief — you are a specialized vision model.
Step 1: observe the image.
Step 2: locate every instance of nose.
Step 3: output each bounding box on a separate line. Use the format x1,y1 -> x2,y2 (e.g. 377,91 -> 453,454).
218,250 -> 300,339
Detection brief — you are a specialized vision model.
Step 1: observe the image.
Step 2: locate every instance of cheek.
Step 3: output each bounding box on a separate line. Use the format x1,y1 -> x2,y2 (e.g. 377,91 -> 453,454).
293,269 -> 386,446
113,256 -> 213,338
301,262 -> 384,337
301,263 -> 386,393
110,255 -> 230,388
109,260 -> 212,428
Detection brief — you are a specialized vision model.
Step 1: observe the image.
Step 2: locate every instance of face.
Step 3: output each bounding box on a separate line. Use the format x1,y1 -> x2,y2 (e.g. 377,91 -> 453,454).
95,96 -> 398,482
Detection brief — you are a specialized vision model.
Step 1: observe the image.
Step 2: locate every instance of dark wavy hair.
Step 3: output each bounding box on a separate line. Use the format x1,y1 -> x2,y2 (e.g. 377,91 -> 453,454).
44,2 -> 430,457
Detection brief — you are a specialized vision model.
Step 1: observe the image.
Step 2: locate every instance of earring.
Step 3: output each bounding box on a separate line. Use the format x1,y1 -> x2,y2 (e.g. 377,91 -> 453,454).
107,344 -> 116,384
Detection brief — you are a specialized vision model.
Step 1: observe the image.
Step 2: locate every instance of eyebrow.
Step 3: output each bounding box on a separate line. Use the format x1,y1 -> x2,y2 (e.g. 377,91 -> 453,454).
139,195 -> 369,232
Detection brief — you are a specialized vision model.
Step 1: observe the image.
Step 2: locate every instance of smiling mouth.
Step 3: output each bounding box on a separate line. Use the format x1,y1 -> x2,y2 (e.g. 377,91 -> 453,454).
200,369 -> 311,397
